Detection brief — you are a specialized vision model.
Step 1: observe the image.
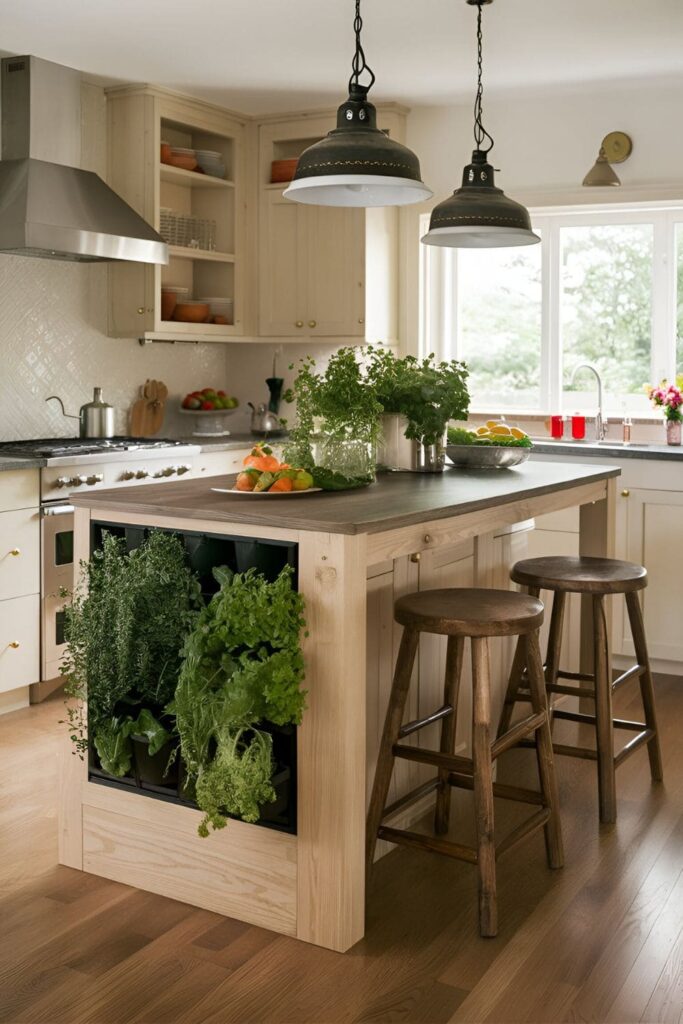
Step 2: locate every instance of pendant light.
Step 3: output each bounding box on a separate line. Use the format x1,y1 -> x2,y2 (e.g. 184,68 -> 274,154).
283,0 -> 432,208
422,0 -> 539,248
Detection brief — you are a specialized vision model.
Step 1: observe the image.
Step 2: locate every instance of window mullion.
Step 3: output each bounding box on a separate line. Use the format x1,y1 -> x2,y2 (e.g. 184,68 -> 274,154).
652,212 -> 676,382
545,218 -> 562,413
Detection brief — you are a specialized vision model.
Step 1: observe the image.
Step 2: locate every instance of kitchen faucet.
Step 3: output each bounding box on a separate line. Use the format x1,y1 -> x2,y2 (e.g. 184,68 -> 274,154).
570,363 -> 607,441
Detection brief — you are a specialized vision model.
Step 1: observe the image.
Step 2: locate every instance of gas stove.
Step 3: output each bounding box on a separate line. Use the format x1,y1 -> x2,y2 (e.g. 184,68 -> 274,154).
0,436 -> 197,463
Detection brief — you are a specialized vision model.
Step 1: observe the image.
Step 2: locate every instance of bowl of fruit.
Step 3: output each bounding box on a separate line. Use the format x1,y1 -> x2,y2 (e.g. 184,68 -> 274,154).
180,387 -> 239,436
212,444 -> 319,496
446,422 -> 533,469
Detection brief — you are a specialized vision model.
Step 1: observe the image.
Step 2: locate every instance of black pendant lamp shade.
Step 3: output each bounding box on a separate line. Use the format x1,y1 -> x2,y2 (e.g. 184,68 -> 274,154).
284,2 -> 431,208
422,0 -> 539,248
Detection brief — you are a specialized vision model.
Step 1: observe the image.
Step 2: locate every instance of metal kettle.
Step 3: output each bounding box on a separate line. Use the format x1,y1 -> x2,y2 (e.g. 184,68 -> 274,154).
46,387 -> 116,438
248,402 -> 283,437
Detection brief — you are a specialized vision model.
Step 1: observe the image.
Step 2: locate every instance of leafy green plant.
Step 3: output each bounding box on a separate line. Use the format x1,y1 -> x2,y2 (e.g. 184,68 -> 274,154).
91,709 -> 173,778
366,347 -> 470,445
283,349 -> 383,471
62,530 -> 202,763
173,565 -> 307,835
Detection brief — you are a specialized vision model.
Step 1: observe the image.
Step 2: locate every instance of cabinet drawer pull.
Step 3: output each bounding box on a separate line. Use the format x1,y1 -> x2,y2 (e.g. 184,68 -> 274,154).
295,320 -> 304,328
308,320 -> 317,328
9,548 -> 20,557
410,552 -> 421,563
621,489 -> 630,497
8,641 -> 20,649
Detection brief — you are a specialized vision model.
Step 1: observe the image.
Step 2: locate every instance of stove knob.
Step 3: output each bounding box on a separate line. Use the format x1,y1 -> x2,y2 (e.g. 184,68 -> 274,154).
70,476 -> 86,487
55,476 -> 71,488
161,466 -> 175,477
86,473 -> 104,486
175,464 -> 191,475
135,468 -> 149,480
121,470 -> 136,481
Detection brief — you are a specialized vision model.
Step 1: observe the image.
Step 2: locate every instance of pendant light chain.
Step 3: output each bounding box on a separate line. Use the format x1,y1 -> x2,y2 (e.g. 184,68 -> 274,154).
349,0 -> 376,92
472,3 -> 494,153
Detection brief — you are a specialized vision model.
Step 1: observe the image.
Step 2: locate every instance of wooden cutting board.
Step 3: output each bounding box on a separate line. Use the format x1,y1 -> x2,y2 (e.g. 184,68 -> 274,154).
129,379 -> 167,436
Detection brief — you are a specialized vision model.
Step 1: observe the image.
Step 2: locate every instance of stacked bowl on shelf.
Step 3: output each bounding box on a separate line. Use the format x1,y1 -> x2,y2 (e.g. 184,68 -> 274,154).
160,142 -> 227,180
161,287 -> 233,325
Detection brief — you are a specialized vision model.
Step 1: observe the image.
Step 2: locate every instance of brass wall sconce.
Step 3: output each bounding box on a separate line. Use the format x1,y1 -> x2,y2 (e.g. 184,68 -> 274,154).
583,131 -> 633,187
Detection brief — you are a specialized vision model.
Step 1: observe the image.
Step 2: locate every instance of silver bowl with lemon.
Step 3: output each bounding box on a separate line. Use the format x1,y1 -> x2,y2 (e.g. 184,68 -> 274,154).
446,421 -> 533,469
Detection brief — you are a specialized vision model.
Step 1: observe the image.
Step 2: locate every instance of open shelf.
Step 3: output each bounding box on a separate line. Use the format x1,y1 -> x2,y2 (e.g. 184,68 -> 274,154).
160,163 -> 235,189
168,245 -> 236,263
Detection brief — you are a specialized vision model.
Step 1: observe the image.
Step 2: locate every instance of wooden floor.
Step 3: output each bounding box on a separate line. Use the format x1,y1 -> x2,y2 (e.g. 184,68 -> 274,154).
1,678 -> 682,1024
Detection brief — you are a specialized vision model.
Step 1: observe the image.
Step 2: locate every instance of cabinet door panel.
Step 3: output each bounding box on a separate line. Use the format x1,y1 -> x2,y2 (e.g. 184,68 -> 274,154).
622,488 -> 683,663
259,192 -> 306,336
0,594 -> 40,693
0,509 -> 40,601
305,205 -> 365,338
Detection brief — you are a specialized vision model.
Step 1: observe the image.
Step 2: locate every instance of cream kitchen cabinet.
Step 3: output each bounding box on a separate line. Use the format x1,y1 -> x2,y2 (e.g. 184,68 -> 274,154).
0,469 -> 40,706
0,508 -> 40,602
256,108 -> 406,344
259,189 -> 365,339
0,594 -> 40,695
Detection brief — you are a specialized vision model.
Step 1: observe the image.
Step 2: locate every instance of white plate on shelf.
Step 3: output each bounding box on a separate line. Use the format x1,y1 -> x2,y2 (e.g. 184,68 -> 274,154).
211,487 -> 323,498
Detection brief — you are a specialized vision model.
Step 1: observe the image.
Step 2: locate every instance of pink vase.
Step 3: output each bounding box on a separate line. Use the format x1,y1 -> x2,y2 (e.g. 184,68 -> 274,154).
666,420 -> 681,446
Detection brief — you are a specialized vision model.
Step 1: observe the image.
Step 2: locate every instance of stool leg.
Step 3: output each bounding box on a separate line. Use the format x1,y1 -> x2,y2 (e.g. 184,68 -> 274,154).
625,591 -> 663,782
435,636 -> 465,835
366,626 -> 420,876
496,585 -> 540,739
593,595 -> 617,824
545,591 -> 566,727
525,629 -> 564,869
471,637 -> 497,938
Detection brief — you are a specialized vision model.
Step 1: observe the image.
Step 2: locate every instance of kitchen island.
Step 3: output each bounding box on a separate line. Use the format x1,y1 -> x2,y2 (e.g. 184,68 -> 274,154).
59,461 -> 619,952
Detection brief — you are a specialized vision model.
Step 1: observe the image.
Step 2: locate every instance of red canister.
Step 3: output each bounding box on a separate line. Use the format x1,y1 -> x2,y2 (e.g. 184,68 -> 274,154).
571,414 -> 586,441
550,415 -> 564,439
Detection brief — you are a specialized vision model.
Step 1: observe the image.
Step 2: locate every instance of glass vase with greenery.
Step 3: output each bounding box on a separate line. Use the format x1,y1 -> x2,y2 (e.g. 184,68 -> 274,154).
282,348 -> 383,479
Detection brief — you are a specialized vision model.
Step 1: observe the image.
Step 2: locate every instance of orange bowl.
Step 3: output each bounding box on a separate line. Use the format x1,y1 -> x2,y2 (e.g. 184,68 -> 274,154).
169,154 -> 199,171
271,158 -> 298,183
174,302 -> 210,323
160,142 -> 172,164
161,289 -> 177,320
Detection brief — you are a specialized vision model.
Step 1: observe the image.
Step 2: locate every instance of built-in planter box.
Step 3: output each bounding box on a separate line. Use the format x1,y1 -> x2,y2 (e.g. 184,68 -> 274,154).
85,521 -> 299,835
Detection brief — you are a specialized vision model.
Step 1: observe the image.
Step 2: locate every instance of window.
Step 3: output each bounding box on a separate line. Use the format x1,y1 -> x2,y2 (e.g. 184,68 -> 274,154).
421,204 -> 683,415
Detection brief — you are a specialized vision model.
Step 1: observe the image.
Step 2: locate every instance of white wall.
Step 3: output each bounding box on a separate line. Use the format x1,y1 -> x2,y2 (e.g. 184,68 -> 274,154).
407,78 -> 683,202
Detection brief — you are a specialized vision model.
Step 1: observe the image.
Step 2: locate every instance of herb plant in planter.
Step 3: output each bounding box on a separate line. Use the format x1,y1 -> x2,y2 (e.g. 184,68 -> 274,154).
367,347 -> 470,470
171,565 -> 307,837
283,348 -> 382,484
62,530 -> 202,780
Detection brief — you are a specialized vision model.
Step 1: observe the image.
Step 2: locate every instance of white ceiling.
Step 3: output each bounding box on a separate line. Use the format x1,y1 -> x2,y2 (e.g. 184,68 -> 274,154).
2,0 -> 683,115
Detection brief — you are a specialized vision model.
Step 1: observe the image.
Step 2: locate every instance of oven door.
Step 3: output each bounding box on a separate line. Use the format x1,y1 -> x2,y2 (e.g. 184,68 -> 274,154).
41,503 -> 75,682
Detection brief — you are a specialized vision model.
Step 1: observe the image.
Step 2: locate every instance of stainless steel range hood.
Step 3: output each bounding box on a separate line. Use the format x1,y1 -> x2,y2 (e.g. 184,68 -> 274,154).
0,56 -> 168,263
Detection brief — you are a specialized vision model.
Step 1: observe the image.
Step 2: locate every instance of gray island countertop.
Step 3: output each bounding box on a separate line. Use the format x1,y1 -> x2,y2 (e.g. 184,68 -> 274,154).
531,439 -> 683,461
71,460 -> 620,535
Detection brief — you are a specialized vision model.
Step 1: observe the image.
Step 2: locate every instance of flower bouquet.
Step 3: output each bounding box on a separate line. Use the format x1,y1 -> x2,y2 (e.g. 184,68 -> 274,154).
646,380 -> 683,445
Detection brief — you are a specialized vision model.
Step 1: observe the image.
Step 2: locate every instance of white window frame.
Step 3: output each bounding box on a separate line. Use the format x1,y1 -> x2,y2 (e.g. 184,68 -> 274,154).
420,201 -> 683,415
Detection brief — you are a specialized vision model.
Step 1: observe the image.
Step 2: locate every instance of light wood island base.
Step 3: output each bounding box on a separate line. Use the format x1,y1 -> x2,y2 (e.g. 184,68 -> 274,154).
59,464 -> 618,952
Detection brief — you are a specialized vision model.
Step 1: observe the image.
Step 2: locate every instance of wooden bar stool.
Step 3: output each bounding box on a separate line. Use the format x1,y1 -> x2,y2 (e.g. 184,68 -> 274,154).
366,588 -> 564,938
498,556 -> 663,825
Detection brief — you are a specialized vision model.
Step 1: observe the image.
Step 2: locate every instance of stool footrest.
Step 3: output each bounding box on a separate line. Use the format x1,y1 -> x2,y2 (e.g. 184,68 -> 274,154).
382,777 -> 440,821
448,770 -> 546,806
491,712 -> 546,760
399,704 -> 453,739
552,708 -> 648,732
547,682 -> 596,700
377,825 -> 478,864
614,729 -> 655,767
613,663 -> 645,690
495,808 -> 552,858
392,744 -> 472,774
557,669 -> 595,683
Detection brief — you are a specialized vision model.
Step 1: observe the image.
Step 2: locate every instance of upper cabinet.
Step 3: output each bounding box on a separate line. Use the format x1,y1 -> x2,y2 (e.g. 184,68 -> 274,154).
256,109 -> 407,345
106,86 -> 247,343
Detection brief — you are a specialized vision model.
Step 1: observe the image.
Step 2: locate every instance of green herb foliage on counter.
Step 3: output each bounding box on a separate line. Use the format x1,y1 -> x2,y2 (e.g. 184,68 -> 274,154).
447,426 -> 533,448
311,467 -> 374,491
172,565 -> 307,836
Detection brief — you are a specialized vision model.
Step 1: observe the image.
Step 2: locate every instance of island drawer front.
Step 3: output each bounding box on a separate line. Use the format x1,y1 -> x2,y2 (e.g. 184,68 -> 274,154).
0,593 -> 40,693
0,470 -> 40,513
0,508 -> 40,601
194,449 -> 251,478
80,783 -> 298,937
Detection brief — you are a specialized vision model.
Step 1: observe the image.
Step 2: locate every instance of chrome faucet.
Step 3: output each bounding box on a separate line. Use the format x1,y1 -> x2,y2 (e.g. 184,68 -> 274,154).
570,363 -> 607,441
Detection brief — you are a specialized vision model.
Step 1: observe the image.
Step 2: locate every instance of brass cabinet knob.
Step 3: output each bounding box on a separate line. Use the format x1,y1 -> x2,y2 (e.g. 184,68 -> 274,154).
423,533 -> 433,544
308,320 -> 317,328
295,320 -> 304,328
137,307 -> 144,315
410,552 -> 421,563
9,548 -> 20,557
8,641 -> 20,649
621,489 -> 630,497
358,318 -> 365,324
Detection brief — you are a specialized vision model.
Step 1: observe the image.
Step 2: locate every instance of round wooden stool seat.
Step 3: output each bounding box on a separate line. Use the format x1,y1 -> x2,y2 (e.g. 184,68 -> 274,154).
511,555 -> 647,595
394,587 -> 544,638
